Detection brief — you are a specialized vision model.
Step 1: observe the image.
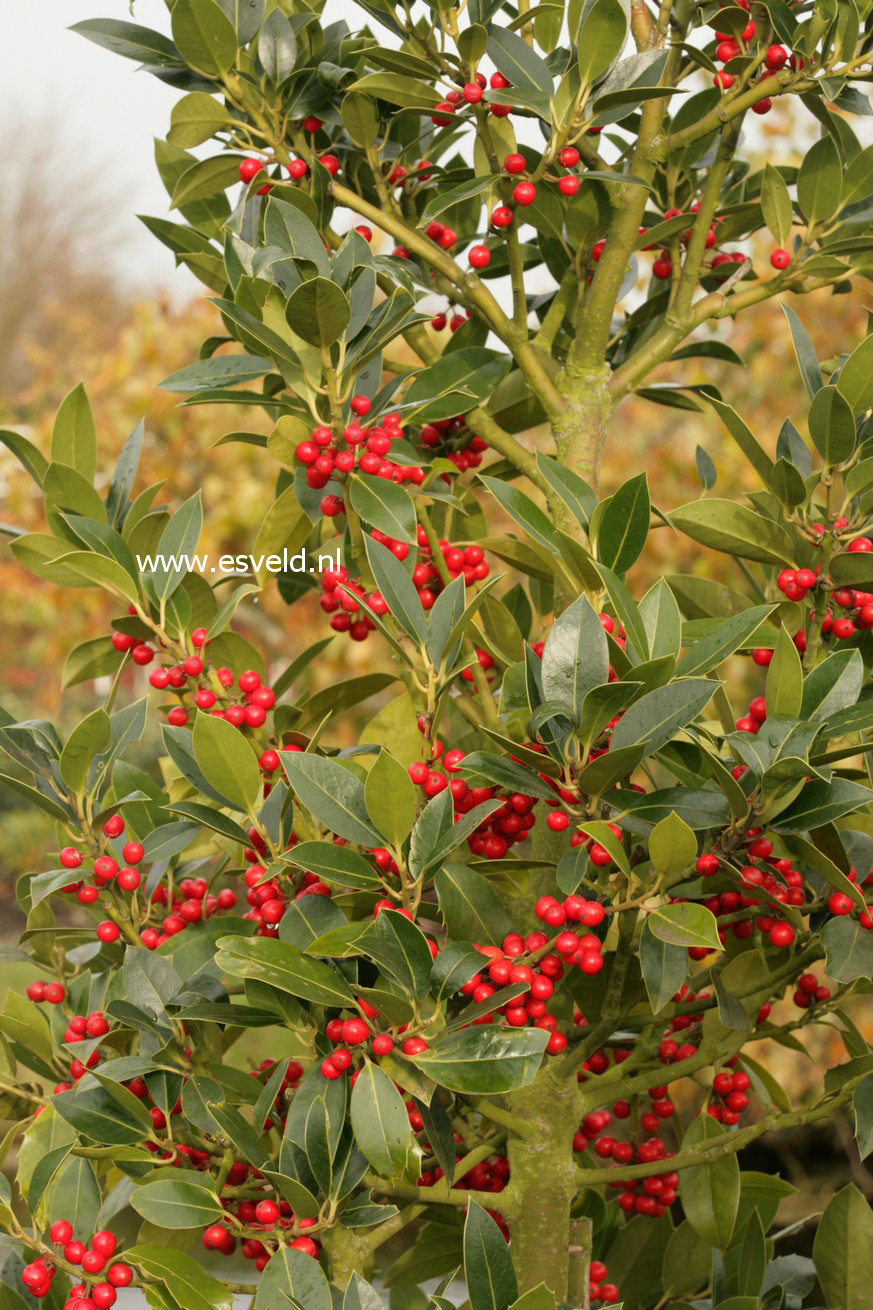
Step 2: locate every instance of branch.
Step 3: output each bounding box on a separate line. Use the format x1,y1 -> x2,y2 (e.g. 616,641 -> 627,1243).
608,269 -> 850,403
329,181 -> 566,420
465,406 -> 552,496
574,1085 -> 855,1186
553,909 -> 638,1078
653,70 -> 818,163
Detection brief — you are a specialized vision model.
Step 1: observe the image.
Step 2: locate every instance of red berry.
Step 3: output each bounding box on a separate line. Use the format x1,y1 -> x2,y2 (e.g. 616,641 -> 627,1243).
513,181 -> 536,206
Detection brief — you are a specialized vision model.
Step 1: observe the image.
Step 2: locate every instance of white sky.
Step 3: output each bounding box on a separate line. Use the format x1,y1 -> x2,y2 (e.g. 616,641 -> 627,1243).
2,0 -> 188,290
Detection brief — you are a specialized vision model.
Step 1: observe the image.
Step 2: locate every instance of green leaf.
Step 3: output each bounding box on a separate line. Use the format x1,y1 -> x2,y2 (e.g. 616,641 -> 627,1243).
52,383 -> 97,482
71,18 -> 182,67
640,578 -> 682,660
1,428 -> 47,487
168,92 -> 231,146
192,712 -> 260,812
125,1247 -> 234,1310
351,1061 -> 418,1177
813,1184 -> 873,1310
458,752 -> 556,803
365,910 -> 434,998
362,539 -> 428,646
487,27 -> 553,95
257,8 -> 297,82
420,175 -> 498,226
406,350 -> 511,422
430,942 -> 488,1000
609,678 -> 716,759
597,472 -> 650,573
281,752 -> 381,845
681,1114 -> 740,1247
148,490 -> 203,601
131,1179 -> 224,1229
464,1199 -> 519,1310
706,397 -> 775,489
671,499 -> 794,566
365,750 -> 417,845
286,277 -> 351,347
640,919 -> 687,1012
344,1273 -> 387,1310
350,474 -> 416,544
50,549 -> 140,604
781,305 -> 823,399
346,72 -> 441,109
540,595 -> 609,724
434,862 -> 514,945
649,903 -> 721,950
534,453 -> 597,528
160,354 -> 272,392
766,624 -> 803,719
216,934 -> 355,1006
676,604 -> 774,678
837,332 -> 873,416
648,810 -> 697,875
797,134 -> 842,223
54,1082 -> 153,1146
341,93 -> 380,148
577,0 -> 629,83
852,1073 -> 873,1159
408,1026 -> 548,1093
171,0 -> 238,76
284,841 -> 381,890
478,476 -> 557,554
822,916 -> 873,982
255,1246 -> 332,1310
776,777 -> 872,832
808,385 -> 856,465
761,165 -> 793,248
59,708 -> 110,793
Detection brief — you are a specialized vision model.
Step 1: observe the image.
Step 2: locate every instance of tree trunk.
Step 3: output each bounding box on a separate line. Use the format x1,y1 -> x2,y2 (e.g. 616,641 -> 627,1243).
506,1066 -> 581,1298
553,366 -> 614,497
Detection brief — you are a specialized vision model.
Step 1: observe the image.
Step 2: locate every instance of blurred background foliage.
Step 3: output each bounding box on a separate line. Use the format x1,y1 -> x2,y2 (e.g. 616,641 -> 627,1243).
2,104 -> 871,1225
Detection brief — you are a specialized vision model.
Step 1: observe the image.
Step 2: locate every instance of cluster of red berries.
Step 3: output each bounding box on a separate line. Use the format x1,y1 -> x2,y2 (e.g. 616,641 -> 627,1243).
574,1101 -> 680,1220
52,813 -> 238,954
708,1068 -> 752,1125
793,970 -> 832,1009
113,620 -> 278,731
203,1218 -> 319,1264
294,397 -> 427,517
408,748 -> 538,861
239,852 -> 332,939
22,1223 -> 131,1307
431,69 -> 514,124
460,932 -> 569,1051
319,529 -> 490,643
415,415 -> 489,472
589,1261 -> 620,1305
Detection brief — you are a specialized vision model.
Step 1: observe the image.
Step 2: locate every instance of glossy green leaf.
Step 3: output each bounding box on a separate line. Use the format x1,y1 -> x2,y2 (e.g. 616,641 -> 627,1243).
192,712 -> 260,812
597,473 -> 649,573
351,1061 -> 418,1177
216,935 -> 355,1006
681,1114 -> 740,1247
408,1026 -> 548,1093
131,1179 -> 224,1228
281,751 -> 381,845
813,1184 -> 873,1310
171,0 -> 238,76
365,750 -> 417,845
125,1247 -> 234,1310
464,1199 -> 519,1310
